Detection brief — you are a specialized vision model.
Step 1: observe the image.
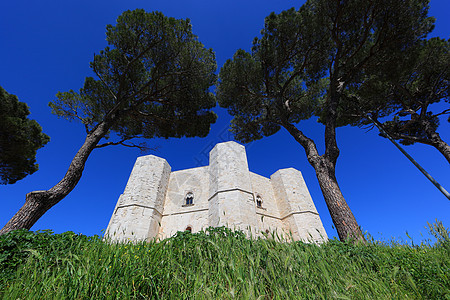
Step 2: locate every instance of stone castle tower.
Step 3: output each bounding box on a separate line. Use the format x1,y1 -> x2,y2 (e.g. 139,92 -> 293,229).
105,141 -> 328,242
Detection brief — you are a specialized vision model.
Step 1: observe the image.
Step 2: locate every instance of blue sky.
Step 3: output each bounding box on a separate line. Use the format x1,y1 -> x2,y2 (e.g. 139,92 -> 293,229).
0,0 -> 449,242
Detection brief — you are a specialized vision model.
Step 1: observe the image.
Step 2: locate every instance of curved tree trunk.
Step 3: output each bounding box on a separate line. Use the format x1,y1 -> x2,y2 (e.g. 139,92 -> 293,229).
393,118 -> 450,164
282,121 -> 364,241
0,120 -> 112,235
432,138 -> 450,164
422,119 -> 450,164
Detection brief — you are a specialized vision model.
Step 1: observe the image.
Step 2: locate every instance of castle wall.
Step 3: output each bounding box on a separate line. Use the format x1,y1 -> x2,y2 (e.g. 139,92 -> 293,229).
271,168 -> 328,242
208,142 -> 257,234
105,141 -> 328,243
159,209 -> 209,239
105,155 -> 171,242
159,166 -> 210,238
249,172 -> 285,237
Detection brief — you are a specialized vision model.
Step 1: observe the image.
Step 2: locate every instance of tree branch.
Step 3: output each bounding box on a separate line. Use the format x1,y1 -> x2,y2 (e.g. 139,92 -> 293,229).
95,135 -> 155,152
432,108 -> 450,118
369,115 -> 434,145
92,57 -> 119,103
95,141 -> 146,150
279,118 -> 322,168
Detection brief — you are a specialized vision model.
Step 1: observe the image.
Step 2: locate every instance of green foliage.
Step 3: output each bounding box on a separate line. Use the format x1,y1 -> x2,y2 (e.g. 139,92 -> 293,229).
0,86 -> 49,184
0,229 -> 91,289
50,9 -> 217,143
1,225 -> 449,299
428,220 -> 450,251
381,38 -> 449,145
217,6 -> 328,143
217,0 -> 434,143
343,37 -> 450,146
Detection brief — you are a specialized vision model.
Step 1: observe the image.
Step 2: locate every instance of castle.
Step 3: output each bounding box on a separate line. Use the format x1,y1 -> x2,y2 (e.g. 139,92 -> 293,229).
105,141 -> 328,242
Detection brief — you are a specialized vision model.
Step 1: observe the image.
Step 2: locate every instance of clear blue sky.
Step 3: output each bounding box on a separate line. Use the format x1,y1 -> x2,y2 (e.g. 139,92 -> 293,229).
1,0 -> 449,242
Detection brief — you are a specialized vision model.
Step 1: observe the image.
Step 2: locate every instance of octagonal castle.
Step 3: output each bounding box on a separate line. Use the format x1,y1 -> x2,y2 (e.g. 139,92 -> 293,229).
105,141 -> 328,242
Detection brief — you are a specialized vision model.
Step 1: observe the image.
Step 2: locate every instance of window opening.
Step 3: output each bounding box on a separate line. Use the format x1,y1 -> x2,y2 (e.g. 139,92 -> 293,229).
185,226 -> 192,233
185,192 -> 194,205
256,195 -> 263,208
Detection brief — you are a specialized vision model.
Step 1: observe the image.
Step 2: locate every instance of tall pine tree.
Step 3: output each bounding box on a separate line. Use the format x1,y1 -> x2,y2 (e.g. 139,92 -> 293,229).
217,0 -> 434,241
1,10 -> 217,235
0,86 -> 49,185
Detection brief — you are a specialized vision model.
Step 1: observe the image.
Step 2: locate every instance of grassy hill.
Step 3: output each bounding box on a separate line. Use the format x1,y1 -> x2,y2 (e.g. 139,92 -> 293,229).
0,223 -> 449,299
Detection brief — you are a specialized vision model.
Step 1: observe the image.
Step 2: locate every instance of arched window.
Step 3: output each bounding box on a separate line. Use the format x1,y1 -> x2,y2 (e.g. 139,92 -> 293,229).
185,226 -> 192,233
256,195 -> 263,208
185,192 -> 194,205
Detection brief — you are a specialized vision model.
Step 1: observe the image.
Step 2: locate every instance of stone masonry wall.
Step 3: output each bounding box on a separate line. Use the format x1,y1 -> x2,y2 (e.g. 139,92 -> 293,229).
105,141 -> 328,243
271,168 -> 328,242
159,166 -> 210,238
250,172 -> 285,238
105,155 -> 171,242
208,142 -> 257,235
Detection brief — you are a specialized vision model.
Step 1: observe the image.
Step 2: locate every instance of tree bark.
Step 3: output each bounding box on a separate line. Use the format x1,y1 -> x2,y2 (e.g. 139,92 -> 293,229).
421,119 -> 450,164
432,138 -> 450,164
313,159 -> 363,241
388,117 -> 450,165
282,121 -> 364,241
0,120 -> 113,235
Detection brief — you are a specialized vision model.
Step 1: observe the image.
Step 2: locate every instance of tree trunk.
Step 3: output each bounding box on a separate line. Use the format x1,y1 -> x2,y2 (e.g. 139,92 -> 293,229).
314,159 -> 363,241
0,120 -> 112,235
282,121 -> 364,241
432,138 -> 450,164
421,119 -> 450,164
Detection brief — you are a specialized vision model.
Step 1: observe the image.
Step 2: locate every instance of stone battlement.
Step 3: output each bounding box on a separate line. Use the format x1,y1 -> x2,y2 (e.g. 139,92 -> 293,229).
105,141 -> 328,243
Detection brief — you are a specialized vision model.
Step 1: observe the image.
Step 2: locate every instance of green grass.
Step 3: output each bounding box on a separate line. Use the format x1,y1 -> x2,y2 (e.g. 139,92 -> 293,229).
0,223 -> 449,299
